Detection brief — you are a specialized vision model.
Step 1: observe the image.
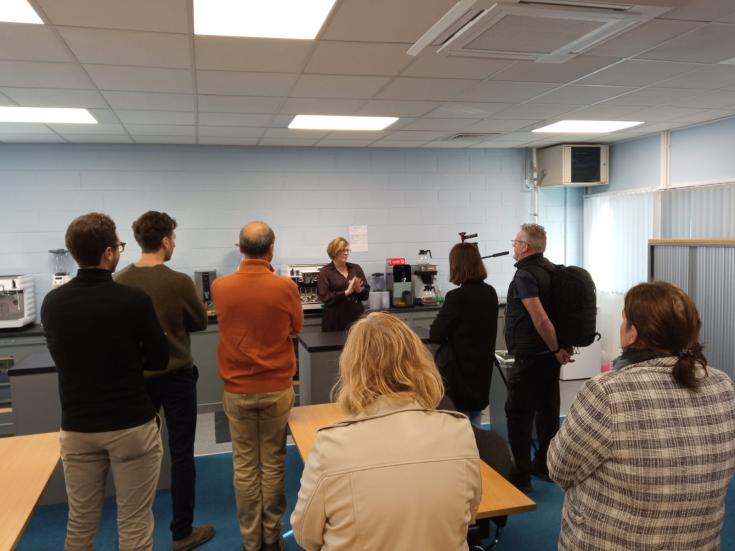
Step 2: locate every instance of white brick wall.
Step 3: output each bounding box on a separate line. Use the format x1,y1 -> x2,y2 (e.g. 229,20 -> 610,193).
0,144 -> 535,307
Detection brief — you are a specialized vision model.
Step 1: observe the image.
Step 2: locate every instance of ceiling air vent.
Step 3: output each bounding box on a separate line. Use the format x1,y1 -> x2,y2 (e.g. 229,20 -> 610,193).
408,0 -> 671,64
449,133 -> 499,141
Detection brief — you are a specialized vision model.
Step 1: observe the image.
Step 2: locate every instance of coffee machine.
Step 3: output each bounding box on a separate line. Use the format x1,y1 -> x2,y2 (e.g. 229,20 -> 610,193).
386,262 -> 413,308
0,275 -> 36,329
413,250 -> 438,306
194,270 -> 217,319
284,263 -> 327,311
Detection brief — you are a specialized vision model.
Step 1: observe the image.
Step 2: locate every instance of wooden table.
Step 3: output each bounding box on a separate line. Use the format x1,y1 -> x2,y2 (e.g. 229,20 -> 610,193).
0,432 -> 60,551
288,403 -> 535,519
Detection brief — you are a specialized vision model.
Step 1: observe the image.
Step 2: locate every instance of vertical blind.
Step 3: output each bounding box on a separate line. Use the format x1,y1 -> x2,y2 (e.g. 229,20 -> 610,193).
661,182 -> 735,239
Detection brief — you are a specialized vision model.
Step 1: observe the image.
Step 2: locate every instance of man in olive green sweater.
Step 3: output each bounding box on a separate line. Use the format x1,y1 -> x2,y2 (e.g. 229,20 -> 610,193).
115,211 -> 213,551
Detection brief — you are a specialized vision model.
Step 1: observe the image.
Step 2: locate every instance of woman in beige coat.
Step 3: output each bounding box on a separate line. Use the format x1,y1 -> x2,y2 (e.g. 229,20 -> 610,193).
548,282 -> 735,550
291,312 -> 482,551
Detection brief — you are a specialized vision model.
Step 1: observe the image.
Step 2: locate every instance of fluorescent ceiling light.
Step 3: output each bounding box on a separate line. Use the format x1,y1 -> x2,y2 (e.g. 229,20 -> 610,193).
194,0 -> 337,39
0,107 -> 97,124
533,120 -> 644,133
289,115 -> 399,131
0,0 -> 43,24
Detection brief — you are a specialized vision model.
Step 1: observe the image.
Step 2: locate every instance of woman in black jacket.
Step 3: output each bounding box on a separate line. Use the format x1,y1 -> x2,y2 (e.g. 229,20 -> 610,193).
430,243 -> 499,425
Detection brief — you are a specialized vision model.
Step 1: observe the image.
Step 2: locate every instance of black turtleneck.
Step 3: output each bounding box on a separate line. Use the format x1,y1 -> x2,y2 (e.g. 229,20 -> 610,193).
41,268 -> 168,432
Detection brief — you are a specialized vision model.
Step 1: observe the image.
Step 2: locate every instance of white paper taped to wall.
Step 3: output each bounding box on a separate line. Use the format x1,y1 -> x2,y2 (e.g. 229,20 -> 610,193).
348,225 -> 368,252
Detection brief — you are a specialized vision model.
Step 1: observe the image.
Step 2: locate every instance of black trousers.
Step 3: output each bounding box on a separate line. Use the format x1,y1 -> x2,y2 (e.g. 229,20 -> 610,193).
504,354 -> 560,479
146,366 -> 198,541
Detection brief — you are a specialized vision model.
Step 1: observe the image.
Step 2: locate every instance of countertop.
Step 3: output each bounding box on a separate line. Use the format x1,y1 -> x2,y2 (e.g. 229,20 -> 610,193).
0,323 -> 46,339
8,350 -> 55,376
297,325 -> 431,352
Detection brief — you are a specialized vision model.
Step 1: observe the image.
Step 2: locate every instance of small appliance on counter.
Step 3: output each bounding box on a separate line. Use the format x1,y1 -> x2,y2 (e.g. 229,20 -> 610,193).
386,262 -> 413,308
194,270 -> 217,319
0,275 -> 36,329
412,249 -> 438,306
285,263 -> 327,311
48,248 -> 72,287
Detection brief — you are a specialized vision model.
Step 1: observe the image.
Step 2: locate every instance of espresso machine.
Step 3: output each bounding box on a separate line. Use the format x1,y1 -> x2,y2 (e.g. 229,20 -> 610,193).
386,262 -> 413,308
284,263 -> 327,311
194,270 -> 217,319
0,275 -> 36,329
412,249 -> 438,306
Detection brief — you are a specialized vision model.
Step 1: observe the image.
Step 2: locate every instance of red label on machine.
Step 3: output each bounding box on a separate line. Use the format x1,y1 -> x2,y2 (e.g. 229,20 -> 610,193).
385,257 -> 406,265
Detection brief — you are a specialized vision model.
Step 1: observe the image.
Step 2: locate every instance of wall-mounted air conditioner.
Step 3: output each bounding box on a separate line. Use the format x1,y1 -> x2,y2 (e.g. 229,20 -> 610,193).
537,144 -> 609,187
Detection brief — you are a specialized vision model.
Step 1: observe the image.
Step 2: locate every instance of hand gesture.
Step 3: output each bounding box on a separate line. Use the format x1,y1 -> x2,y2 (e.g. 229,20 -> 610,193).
353,277 -> 366,294
345,277 -> 358,296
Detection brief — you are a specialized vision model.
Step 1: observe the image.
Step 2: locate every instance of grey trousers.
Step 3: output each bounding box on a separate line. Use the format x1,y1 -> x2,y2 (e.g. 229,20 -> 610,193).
59,417 -> 163,551
224,387 -> 294,551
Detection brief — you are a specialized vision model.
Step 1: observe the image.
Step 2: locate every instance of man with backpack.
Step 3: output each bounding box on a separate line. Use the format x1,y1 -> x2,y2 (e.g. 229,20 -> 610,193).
504,223 -> 572,493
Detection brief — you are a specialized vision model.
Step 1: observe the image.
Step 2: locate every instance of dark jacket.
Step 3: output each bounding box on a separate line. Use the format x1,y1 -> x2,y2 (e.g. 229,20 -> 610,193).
505,253 -> 555,356
317,262 -> 370,332
429,281 -> 499,411
41,268 -> 169,432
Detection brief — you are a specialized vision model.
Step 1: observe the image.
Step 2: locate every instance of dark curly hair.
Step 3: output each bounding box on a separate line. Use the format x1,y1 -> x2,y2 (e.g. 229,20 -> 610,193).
132,211 -> 177,253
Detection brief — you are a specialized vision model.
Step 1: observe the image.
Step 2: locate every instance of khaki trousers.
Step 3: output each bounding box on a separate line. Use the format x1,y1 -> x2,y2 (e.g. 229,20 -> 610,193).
224,388 -> 294,551
59,417 -> 163,551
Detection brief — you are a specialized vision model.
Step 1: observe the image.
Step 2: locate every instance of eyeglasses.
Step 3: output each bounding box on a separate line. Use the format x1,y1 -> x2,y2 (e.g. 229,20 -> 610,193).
111,242 -> 126,252
341,249 -> 351,254
511,240 -> 529,247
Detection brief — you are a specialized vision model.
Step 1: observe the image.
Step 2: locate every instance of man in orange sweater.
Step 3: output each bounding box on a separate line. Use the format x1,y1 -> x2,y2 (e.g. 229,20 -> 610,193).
212,221 -> 303,551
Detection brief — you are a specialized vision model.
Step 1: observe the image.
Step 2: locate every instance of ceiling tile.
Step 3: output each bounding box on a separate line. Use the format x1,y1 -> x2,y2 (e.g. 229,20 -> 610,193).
370,140 -> 429,147
47,123 -> 127,135
422,141 -> 471,148
199,137 -> 259,145
258,138 -> 318,147
0,61 -> 94,89
125,124 -> 195,136
466,119 -> 534,132
198,113 -> 274,127
291,75 -> 391,99
279,97 -> 364,115
85,65 -> 193,93
198,95 -> 282,113
377,77 -> 476,101
322,131 -> 389,141
263,128 -> 328,139
305,42 -> 412,76
636,23 -> 735,63
356,100 -> 439,117
604,87 -> 699,106
666,89 -> 735,109
0,87 -> 108,108
134,136 -> 195,144
317,139 -> 377,147
667,109 -> 735,123
457,81 -> 558,102
425,102 -> 511,118
566,104 -> 648,119
662,0 -> 735,22
491,103 -> 575,120
103,91 -> 195,111
578,60 -> 700,87
195,37 -> 312,73
322,0 -> 459,43
86,109 -> 120,124
0,23 -> 73,63
58,27 -> 190,68
402,55 -> 512,80
64,135 -> 133,143
0,123 -> 56,135
199,126 -> 266,138
623,106 -> 715,122
656,64 -> 735,89
37,0 -> 189,33
385,130 -> 451,140
489,56 -> 618,84
197,71 -> 296,96
0,134 -> 65,143
401,118 -> 479,131
529,85 -> 634,104
584,19 -> 703,58
116,110 -> 195,125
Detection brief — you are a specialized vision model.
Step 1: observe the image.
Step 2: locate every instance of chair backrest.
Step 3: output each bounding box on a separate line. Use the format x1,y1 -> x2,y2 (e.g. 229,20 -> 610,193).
472,427 -> 512,479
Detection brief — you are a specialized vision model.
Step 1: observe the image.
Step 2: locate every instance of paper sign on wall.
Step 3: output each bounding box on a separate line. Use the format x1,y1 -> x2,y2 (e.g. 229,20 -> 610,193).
348,225 -> 368,252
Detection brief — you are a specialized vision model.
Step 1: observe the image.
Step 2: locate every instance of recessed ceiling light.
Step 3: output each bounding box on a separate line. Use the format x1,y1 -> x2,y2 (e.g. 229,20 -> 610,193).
0,107 -> 97,124
194,0 -> 337,39
289,115 -> 399,131
0,0 -> 43,24
533,120 -> 644,133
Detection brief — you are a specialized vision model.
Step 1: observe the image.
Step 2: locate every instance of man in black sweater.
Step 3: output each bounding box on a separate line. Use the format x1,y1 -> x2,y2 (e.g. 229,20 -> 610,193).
41,212 -> 168,551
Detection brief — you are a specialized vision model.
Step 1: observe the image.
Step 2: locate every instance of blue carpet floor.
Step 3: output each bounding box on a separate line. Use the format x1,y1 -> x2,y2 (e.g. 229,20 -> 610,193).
18,446 -> 735,550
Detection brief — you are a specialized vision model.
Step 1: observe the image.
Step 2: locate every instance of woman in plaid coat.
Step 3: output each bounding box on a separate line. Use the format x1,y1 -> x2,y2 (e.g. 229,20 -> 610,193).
548,281 -> 735,550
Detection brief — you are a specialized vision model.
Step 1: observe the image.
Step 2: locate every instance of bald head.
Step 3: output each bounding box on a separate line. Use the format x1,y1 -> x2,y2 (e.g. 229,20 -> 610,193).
239,221 -> 275,259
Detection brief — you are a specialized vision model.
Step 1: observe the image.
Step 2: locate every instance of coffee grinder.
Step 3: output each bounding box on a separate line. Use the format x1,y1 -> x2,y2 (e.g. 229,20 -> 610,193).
413,249 -> 438,306
386,261 -> 413,308
49,248 -> 72,287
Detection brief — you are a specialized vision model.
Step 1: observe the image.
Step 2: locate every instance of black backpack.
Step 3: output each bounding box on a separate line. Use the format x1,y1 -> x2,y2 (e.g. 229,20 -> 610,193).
526,263 -> 599,348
